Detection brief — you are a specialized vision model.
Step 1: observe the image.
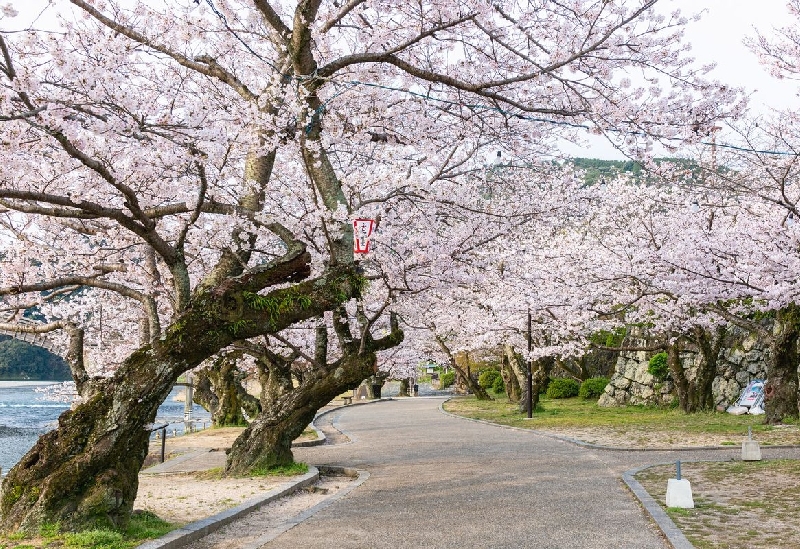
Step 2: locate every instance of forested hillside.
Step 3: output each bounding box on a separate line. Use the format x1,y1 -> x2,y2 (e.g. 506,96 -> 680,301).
0,336 -> 71,380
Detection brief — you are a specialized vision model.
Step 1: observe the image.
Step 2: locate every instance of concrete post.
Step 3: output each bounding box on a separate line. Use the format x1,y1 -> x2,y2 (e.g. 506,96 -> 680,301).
742,426 -> 762,461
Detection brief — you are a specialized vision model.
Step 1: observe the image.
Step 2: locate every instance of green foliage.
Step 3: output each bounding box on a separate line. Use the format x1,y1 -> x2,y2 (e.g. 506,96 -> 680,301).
648,352 -> 669,381
545,377 -> 580,399
0,336 -> 70,380
578,377 -> 609,400
491,375 -> 505,394
478,368 -> 501,389
0,505 -> 174,548
242,289 -> 312,328
226,318 -> 254,336
440,371 -> 455,389
588,327 -> 627,348
443,396 -> 779,440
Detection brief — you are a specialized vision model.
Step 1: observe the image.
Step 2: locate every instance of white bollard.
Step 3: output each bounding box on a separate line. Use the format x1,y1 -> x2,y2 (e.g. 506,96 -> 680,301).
665,461 -> 694,509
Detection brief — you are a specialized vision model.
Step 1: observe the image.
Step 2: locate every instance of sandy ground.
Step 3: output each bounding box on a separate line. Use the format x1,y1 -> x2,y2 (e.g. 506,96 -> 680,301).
136,426 -> 319,525
136,473 -> 288,525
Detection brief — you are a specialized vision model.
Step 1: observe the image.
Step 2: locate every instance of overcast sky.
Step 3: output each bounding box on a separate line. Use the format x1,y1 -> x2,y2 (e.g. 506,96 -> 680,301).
674,0 -> 797,111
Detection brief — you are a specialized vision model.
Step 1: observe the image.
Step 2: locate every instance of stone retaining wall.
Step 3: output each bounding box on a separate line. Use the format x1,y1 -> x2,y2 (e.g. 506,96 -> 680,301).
598,330 -> 770,408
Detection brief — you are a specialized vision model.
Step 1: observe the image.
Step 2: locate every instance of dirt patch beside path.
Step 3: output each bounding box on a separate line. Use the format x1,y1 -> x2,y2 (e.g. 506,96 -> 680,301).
136,426 -> 316,525
636,460 -> 800,549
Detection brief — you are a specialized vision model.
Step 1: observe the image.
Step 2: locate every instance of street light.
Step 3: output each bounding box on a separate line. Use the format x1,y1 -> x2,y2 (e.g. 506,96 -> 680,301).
526,308 -> 533,418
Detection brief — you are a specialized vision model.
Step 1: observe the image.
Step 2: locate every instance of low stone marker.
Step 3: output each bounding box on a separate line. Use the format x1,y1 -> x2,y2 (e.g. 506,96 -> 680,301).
742,426 -> 762,461
665,460 -> 694,509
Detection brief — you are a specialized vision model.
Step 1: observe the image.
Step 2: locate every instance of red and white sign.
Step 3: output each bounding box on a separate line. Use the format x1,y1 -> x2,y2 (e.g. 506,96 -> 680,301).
353,218 -> 376,254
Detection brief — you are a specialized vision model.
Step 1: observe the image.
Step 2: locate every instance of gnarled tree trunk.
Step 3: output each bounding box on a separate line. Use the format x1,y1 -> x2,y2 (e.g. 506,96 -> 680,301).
689,325 -> 726,412
193,355 -> 261,427
226,315 -> 403,475
666,339 -> 691,413
0,260 -> 362,531
765,306 -> 800,424
226,352 -> 378,473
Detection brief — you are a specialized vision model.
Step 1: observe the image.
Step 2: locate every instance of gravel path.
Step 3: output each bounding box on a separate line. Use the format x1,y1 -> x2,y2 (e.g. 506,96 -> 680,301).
270,398 -> 668,548
178,397 -> 800,548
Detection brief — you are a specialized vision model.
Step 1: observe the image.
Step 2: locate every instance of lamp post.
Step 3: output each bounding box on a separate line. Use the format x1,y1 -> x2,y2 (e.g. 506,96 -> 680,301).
527,308 -> 533,418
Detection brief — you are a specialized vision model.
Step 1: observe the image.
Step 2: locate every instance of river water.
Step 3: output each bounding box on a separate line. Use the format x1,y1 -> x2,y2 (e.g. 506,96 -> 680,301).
0,381 -> 211,476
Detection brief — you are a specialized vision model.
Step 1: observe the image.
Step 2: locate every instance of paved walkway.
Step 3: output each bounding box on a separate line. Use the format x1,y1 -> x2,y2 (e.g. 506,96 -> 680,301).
147,397 -> 800,548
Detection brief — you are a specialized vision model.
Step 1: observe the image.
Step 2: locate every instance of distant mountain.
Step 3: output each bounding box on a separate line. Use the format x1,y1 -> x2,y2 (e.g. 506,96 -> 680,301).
0,336 -> 71,381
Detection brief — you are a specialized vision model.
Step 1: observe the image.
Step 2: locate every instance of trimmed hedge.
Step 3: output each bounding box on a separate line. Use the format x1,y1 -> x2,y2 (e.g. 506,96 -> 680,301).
578,377 -> 609,399
545,377 -> 580,399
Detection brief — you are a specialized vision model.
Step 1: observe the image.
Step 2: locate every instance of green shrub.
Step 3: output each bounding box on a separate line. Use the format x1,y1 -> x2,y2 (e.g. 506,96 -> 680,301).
491,375 -> 505,394
545,377 -> 580,399
578,377 -> 609,399
440,371 -> 455,389
478,368 -> 501,389
648,352 -> 668,381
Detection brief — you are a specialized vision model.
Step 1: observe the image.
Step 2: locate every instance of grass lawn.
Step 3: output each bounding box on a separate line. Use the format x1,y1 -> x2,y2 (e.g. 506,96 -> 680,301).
443,394 -> 799,446
0,511 -> 174,549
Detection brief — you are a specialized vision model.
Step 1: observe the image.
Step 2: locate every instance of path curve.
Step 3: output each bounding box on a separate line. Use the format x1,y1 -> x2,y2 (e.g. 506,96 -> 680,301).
269,397 -> 679,548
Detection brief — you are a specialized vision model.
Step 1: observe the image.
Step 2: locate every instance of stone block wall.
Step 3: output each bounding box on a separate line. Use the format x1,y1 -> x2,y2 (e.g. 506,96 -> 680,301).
598,330 -> 770,408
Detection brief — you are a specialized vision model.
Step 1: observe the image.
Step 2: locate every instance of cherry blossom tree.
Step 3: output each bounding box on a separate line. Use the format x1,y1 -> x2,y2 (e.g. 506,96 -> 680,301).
0,0 -> 740,532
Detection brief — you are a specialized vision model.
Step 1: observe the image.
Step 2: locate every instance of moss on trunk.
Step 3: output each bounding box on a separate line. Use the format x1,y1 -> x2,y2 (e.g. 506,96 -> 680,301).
765,306 -> 800,424
225,352 -> 378,474
193,357 -> 260,427
0,357 -> 173,532
0,261 -> 363,532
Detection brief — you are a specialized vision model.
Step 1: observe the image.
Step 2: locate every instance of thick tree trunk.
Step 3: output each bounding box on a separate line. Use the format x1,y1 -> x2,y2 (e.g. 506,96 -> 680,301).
226,352 -> 376,474
0,355 -> 175,532
226,315 -> 404,475
765,306 -> 800,424
501,348 -> 522,403
193,356 -> 261,427
504,345 -> 531,411
690,325 -> 725,412
666,341 -> 692,413
398,378 -> 410,397
0,260 -> 364,531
